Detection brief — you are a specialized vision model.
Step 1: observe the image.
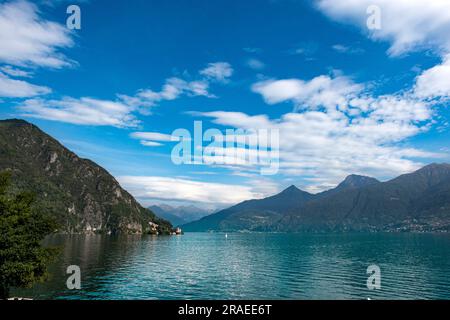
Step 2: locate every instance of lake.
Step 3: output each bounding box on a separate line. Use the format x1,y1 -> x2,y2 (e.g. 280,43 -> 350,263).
14,232 -> 450,300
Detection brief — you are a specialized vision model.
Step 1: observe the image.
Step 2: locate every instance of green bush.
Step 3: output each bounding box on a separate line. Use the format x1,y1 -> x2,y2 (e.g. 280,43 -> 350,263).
0,171 -> 58,299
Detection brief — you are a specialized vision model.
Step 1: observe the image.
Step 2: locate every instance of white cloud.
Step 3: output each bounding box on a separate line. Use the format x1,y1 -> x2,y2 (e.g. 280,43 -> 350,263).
200,65 -> 442,191
118,62 -> 233,110
18,97 -> 139,128
0,72 -> 50,97
414,55 -> 450,99
315,1 -> 450,108
199,62 -> 234,83
252,79 -> 304,104
316,0 -> 450,57
130,132 -> 175,142
315,0 -> 450,103
142,78 -> 209,100
140,141 -> 163,147
130,131 -> 180,147
118,176 -> 276,205
288,42 -> 318,57
11,61 -> 233,127
118,77 -> 211,109
252,75 -> 363,112
202,111 -> 272,129
0,0 -> 74,68
246,58 -> 265,70
332,44 -> 365,55
236,0 -> 450,190
0,65 -> 33,78
199,106 -> 439,192
365,95 -> 432,125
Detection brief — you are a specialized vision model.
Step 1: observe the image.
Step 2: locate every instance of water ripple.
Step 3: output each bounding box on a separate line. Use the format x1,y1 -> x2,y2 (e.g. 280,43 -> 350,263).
13,232 -> 450,300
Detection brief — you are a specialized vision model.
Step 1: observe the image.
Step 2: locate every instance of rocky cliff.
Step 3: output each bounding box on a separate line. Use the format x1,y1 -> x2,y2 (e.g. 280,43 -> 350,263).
0,119 -> 173,234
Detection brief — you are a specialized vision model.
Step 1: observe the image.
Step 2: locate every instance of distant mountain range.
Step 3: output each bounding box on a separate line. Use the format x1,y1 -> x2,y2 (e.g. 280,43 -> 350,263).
183,164 -> 450,232
149,204 -> 212,226
0,119 -> 173,234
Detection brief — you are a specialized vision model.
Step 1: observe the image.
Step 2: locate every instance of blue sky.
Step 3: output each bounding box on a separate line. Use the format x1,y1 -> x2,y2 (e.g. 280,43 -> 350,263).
1,0 -> 450,208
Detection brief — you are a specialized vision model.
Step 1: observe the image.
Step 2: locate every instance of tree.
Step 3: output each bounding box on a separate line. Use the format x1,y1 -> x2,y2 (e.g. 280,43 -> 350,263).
0,171 -> 58,299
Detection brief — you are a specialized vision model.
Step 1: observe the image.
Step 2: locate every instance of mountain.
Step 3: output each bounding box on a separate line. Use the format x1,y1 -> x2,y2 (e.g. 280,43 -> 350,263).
182,166 -> 450,232
275,164 -> 450,232
182,184 -> 316,232
314,174 -> 380,199
149,205 -> 186,227
0,119 -> 173,234
149,204 -> 211,226
326,174 -> 379,193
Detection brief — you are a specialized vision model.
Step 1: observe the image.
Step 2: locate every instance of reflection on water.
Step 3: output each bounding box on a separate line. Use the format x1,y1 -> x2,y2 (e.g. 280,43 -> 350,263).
13,233 -> 450,300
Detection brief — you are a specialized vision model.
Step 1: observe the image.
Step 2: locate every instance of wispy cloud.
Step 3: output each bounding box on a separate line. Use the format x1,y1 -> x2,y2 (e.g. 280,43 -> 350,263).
414,54 -> 450,99
316,0 -> 450,57
139,141 -> 163,147
16,61 -> 234,127
332,44 -> 365,55
246,58 -> 265,71
130,132 -> 175,142
130,131 -> 180,147
18,97 -> 139,128
118,175 -> 277,205
199,62 -> 234,83
287,42 -> 318,58
117,62 -> 233,111
0,72 -> 50,97
199,107 -> 440,192
197,60 -> 445,191
252,75 -> 362,111
0,0 -> 75,68
0,0 -> 75,99
118,77 -> 211,109
187,0 -> 450,191
0,65 -> 33,78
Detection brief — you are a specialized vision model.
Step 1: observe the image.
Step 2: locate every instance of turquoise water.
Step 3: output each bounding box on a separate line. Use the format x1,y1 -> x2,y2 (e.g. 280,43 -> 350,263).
14,233 -> 450,300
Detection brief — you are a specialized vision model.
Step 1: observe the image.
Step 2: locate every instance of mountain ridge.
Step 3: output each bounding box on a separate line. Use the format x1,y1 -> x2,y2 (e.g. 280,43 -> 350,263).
0,119 -> 173,234
183,164 -> 450,232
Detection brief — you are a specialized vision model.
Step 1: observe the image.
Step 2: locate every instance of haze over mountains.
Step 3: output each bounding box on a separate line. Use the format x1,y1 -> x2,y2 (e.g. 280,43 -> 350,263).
148,204 -> 212,226
0,119 -> 173,234
183,165 -> 450,232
